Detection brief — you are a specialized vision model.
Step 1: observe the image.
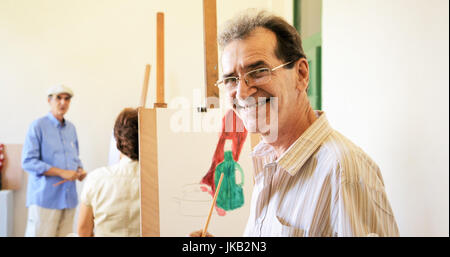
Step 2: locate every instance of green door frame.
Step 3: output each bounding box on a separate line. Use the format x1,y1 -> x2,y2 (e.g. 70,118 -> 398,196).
293,0 -> 322,110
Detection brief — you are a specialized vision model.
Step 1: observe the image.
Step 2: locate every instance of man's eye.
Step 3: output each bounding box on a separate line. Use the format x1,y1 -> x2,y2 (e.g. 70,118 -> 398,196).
250,69 -> 269,78
224,77 -> 237,84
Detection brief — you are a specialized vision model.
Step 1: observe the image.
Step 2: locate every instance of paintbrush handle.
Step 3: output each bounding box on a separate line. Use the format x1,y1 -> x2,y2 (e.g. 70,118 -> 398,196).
202,172 -> 224,237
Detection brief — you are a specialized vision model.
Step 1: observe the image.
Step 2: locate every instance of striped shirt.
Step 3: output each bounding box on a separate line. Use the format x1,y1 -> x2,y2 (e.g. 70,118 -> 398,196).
243,111 -> 399,237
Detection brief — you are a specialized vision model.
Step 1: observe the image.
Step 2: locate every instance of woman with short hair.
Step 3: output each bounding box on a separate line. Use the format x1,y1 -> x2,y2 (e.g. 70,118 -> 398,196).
77,108 -> 140,237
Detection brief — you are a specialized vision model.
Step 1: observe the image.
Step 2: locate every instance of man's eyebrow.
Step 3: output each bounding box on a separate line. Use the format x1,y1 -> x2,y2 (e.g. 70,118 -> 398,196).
222,60 -> 269,78
245,60 -> 268,71
57,95 -> 71,100
222,71 -> 236,79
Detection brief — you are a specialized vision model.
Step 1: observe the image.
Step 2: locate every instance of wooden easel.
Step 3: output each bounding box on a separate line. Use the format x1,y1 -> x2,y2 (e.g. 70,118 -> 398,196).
139,108 -> 159,236
154,12 -> 167,109
139,1 -> 220,236
139,11 -> 167,237
203,0 -> 219,109
139,64 -> 151,108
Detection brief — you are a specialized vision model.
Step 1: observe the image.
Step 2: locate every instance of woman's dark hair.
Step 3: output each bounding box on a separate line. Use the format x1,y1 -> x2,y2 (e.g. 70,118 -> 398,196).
114,108 -> 139,161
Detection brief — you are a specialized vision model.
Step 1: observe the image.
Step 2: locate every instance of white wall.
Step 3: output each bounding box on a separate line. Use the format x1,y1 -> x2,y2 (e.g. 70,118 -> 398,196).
322,0 -> 449,236
0,0 -> 293,236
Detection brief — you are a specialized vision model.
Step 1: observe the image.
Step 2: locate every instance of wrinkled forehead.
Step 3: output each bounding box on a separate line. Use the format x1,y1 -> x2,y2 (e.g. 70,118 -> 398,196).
221,27 -> 278,75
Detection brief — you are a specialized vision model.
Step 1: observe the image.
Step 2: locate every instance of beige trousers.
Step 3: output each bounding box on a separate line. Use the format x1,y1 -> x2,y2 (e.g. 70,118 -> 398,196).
25,205 -> 75,237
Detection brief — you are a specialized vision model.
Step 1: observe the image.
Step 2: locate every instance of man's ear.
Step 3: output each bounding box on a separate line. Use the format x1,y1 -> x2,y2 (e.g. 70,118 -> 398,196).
295,58 -> 309,92
48,95 -> 52,104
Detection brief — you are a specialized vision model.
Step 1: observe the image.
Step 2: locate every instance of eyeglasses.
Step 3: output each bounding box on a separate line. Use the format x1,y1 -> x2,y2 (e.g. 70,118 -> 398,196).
215,60 -> 294,91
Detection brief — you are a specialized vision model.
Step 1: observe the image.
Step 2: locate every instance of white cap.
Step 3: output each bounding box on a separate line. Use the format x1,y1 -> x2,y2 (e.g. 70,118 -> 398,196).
47,84 -> 74,97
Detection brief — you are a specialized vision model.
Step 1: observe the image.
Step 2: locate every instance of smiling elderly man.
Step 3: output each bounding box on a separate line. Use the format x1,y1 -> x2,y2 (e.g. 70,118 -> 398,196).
22,84 -> 86,237
192,10 -> 399,237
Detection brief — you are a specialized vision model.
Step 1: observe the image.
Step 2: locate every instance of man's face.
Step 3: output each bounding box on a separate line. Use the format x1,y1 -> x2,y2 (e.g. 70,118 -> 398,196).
221,27 -> 308,138
48,93 -> 71,118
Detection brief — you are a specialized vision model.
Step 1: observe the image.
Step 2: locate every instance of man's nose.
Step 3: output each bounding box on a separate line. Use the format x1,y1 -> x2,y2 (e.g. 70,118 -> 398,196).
236,79 -> 257,102
60,98 -> 69,105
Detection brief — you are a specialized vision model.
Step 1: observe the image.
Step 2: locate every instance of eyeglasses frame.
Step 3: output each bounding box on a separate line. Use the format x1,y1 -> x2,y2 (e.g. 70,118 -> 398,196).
215,60 -> 295,90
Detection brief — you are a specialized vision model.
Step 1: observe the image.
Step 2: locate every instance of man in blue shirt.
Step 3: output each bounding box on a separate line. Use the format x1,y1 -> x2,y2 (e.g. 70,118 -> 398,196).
22,84 -> 86,237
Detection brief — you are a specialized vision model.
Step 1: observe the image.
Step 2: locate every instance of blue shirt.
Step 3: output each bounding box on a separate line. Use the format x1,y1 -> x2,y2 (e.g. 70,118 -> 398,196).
22,112 -> 83,209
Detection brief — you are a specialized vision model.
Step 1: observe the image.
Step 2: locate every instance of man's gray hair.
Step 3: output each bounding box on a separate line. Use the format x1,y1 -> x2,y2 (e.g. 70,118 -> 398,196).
218,9 -> 306,67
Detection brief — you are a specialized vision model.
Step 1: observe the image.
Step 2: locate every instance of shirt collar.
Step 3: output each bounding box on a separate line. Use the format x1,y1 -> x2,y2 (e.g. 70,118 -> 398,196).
46,112 -> 65,127
252,111 -> 333,176
119,155 -> 136,165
